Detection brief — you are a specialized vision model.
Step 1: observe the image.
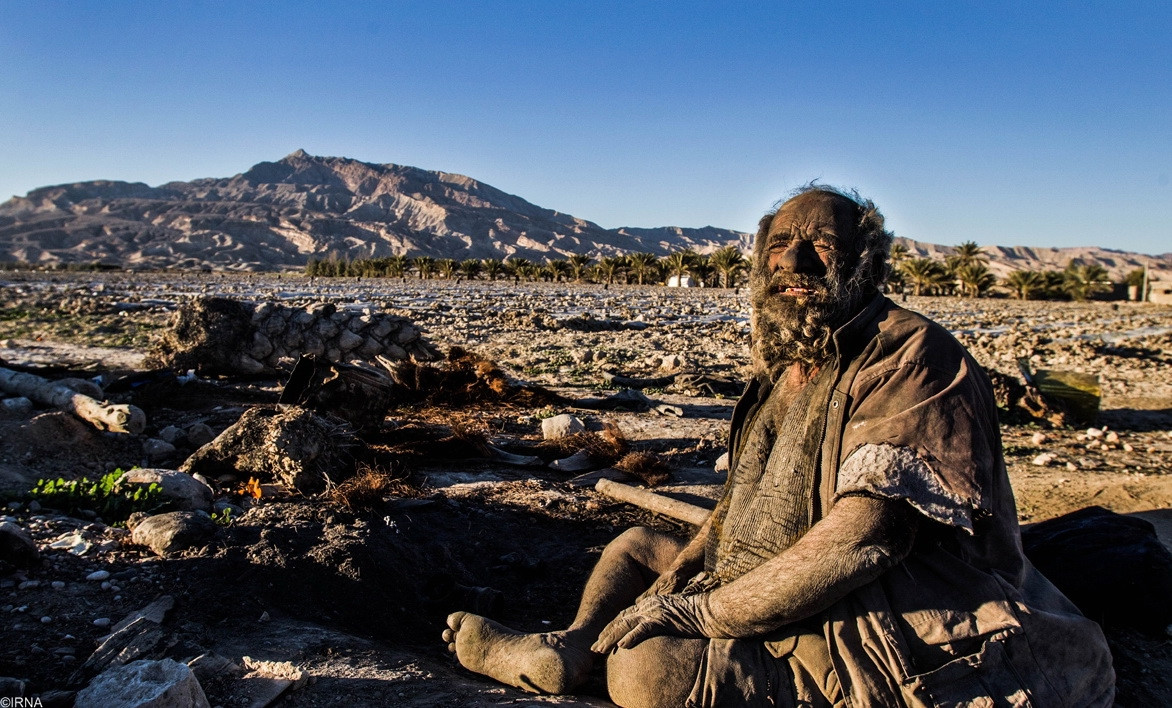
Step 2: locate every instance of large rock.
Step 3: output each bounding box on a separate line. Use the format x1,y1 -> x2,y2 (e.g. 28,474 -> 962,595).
120,469 -> 213,512
0,521 -> 39,568
131,512 -> 217,556
75,658 -> 210,708
180,406 -> 357,494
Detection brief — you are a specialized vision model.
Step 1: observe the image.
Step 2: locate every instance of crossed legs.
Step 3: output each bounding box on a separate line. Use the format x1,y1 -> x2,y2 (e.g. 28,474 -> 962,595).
443,527 -> 705,705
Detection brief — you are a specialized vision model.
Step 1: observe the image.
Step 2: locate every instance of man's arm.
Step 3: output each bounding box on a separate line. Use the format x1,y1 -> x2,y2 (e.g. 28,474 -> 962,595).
638,497 -> 722,598
593,494 -> 917,651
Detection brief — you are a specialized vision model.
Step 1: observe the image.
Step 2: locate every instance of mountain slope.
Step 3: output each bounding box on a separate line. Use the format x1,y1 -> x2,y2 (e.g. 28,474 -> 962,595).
0,150 -> 1167,278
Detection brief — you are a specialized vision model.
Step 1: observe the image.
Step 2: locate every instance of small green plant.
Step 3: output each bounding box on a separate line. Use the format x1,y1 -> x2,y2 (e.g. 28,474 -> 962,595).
28,469 -> 169,524
210,507 -> 235,526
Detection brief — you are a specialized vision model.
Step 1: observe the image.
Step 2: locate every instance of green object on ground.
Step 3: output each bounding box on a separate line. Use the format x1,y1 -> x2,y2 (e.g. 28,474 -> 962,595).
1033,369 -> 1101,425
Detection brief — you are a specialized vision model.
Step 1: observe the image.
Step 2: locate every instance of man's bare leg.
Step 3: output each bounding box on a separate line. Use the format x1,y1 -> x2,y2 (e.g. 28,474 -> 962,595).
443,527 -> 686,694
607,635 -> 707,708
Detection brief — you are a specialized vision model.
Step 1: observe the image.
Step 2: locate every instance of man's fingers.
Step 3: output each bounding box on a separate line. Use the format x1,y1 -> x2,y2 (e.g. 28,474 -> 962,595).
615,618 -> 656,649
592,611 -> 641,653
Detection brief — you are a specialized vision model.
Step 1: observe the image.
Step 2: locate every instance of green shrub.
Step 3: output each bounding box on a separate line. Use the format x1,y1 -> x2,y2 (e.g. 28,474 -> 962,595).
28,469 -> 169,524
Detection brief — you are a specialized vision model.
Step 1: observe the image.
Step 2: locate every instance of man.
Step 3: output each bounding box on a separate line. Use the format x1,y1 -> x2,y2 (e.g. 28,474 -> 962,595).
442,188 -> 1114,707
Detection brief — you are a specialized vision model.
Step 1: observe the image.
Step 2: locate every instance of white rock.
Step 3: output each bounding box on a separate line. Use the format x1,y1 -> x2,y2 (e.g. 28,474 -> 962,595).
75,658 -> 211,708
660,354 -> 684,371
714,452 -> 730,473
549,450 -> 595,472
87,570 -> 111,582
1085,427 -> 1104,439
1030,432 -> 1047,446
1105,431 -> 1120,444
541,414 -> 585,440
120,469 -> 213,512
1031,453 -> 1055,466
93,617 -> 112,627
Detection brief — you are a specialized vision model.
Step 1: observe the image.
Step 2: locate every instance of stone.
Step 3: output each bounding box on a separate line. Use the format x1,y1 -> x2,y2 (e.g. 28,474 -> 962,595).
0,521 -> 40,568
1032,452 -> 1056,466
185,423 -> 215,448
659,354 -> 685,371
87,570 -> 111,582
1030,432 -> 1047,446
131,512 -> 217,556
121,469 -> 213,512
1,396 -> 34,415
541,413 -> 586,440
142,438 -> 178,463
236,354 -> 266,375
157,426 -> 184,444
248,331 -> 274,360
75,658 -> 210,708
336,329 -> 364,352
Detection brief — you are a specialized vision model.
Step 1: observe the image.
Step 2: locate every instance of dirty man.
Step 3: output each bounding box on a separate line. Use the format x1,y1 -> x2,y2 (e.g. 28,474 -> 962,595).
443,187 -> 1115,707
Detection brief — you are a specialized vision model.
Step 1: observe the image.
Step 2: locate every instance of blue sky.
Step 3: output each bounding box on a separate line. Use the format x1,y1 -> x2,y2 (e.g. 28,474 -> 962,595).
2,1 -> 1169,254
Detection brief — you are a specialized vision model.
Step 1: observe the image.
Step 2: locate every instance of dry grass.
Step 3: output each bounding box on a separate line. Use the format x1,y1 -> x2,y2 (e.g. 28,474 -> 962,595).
537,422 -> 630,462
384,346 -> 563,409
614,452 -> 671,487
330,465 -> 421,511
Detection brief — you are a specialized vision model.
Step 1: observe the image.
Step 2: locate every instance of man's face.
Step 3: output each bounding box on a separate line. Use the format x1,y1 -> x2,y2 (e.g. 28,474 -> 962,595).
762,191 -> 861,301
749,191 -> 865,372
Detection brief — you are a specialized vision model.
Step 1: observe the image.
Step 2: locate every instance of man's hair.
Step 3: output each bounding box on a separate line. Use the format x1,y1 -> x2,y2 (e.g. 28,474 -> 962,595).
751,184 -> 893,291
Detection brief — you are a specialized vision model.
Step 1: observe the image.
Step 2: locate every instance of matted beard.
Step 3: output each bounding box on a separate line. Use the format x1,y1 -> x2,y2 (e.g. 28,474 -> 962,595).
749,255 -> 868,379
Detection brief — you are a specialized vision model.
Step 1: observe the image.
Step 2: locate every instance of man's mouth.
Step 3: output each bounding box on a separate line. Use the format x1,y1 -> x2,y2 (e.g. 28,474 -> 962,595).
779,286 -> 816,296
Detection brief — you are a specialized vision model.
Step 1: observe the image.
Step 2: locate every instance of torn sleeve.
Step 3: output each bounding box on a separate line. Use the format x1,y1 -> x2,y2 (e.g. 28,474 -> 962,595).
836,442 -> 974,533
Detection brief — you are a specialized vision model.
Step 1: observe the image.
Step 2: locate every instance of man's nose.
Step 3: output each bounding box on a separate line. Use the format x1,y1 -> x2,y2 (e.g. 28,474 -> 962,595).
772,240 -> 825,275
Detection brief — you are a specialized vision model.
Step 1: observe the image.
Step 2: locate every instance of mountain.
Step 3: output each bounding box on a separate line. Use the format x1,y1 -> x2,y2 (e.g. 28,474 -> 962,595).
0,150 -> 1167,278
0,150 -> 748,271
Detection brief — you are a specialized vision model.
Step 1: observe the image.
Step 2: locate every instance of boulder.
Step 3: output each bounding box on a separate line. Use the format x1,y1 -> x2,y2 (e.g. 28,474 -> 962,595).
75,658 -> 210,708
541,414 -> 585,440
131,512 -> 217,556
0,521 -> 39,568
121,469 -> 213,512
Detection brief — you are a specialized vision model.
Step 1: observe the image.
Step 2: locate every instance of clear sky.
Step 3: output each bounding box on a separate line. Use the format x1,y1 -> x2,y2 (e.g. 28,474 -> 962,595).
2,1 -> 1169,255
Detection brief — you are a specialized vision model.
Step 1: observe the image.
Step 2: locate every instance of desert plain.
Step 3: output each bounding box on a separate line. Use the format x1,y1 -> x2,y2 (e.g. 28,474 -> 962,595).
0,270 -> 1170,706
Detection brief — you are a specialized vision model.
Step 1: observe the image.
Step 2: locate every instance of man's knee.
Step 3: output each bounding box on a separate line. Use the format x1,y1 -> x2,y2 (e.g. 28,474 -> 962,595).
606,527 -> 685,567
606,635 -> 705,708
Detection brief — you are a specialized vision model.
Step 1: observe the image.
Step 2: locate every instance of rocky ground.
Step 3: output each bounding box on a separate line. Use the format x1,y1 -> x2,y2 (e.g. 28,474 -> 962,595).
0,271 -> 1170,706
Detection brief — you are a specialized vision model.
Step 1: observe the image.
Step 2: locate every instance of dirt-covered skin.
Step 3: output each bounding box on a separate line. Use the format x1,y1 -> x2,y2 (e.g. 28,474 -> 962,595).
0,271 -> 1169,705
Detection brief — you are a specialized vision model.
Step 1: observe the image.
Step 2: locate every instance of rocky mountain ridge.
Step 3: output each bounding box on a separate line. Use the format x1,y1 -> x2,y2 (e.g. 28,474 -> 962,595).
0,150 -> 1167,278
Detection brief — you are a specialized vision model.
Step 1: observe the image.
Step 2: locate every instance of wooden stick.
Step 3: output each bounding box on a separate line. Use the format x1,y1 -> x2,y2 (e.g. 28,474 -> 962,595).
595,478 -> 711,527
0,366 -> 146,434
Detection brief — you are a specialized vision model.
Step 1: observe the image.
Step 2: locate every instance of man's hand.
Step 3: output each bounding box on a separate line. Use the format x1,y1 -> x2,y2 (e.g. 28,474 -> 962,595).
591,594 -> 708,653
637,568 -> 688,600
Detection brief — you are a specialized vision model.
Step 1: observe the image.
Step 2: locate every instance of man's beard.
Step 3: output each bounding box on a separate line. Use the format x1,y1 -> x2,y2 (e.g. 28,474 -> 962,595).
749,255 -> 867,379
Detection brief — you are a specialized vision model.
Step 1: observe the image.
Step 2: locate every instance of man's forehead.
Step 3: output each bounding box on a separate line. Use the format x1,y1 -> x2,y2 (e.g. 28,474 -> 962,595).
770,192 -> 860,233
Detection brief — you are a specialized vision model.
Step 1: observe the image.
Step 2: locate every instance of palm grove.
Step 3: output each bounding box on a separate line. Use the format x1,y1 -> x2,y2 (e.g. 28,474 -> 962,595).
305,241 -> 1130,301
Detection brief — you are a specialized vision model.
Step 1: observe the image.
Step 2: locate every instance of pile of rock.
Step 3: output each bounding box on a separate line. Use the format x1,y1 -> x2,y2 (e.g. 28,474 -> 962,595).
146,297 -> 441,376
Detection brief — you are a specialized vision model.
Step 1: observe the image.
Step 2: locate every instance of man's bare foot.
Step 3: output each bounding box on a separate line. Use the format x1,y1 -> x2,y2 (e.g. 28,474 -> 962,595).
443,611 -> 594,694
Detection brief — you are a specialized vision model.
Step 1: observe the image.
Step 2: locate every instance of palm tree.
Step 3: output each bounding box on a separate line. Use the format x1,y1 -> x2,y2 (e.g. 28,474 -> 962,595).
568,254 -> 594,282
458,259 -> 482,280
889,242 -> 910,265
386,255 -> 409,278
899,258 -> 948,296
664,249 -> 701,285
504,257 -> 532,282
708,246 -> 748,288
626,252 -> 660,285
951,241 -> 987,268
436,258 -> 458,280
545,259 -> 572,283
954,262 -> 997,297
412,256 -> 435,280
596,256 -> 627,285
1004,270 -> 1046,300
482,259 -> 504,281
1062,262 -> 1112,301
